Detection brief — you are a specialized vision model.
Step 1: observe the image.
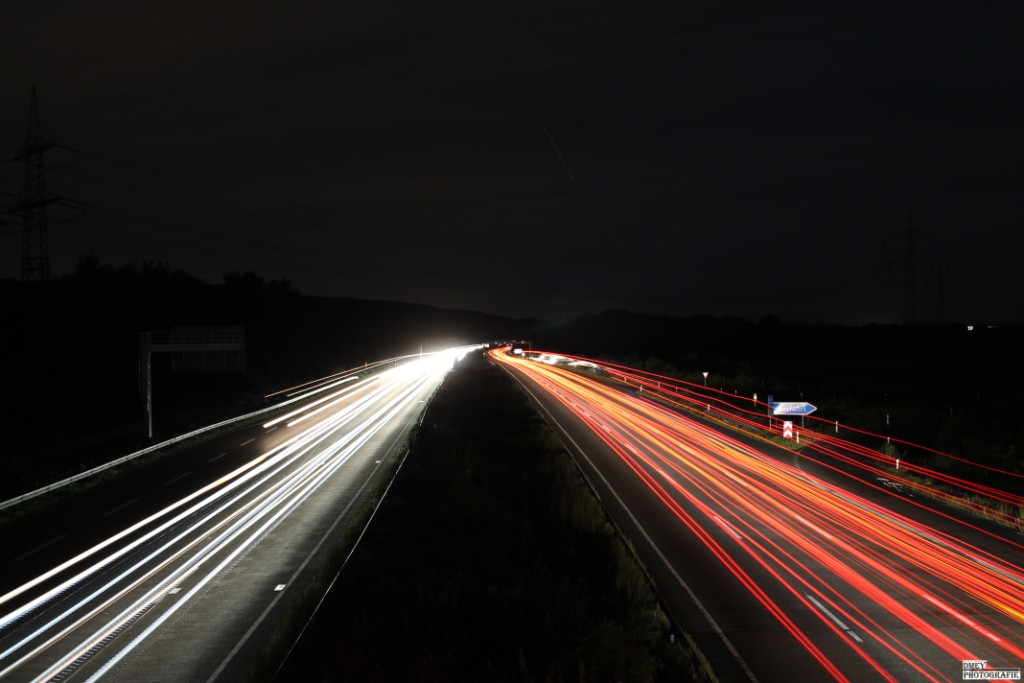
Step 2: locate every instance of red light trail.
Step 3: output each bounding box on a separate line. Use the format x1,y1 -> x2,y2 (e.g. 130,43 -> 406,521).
492,349 -> 1024,682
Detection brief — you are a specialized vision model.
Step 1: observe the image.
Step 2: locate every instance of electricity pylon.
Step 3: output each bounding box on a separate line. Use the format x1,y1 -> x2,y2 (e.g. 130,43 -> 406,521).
12,85 -> 59,281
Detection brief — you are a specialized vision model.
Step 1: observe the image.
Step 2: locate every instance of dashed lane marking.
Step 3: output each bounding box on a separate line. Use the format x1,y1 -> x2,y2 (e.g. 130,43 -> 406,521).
164,472 -> 191,486
806,594 -> 864,643
13,534 -> 68,563
103,498 -> 140,516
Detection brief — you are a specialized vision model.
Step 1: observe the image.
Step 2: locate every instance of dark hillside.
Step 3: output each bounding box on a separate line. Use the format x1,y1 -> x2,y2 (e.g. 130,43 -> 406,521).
0,257 -> 528,495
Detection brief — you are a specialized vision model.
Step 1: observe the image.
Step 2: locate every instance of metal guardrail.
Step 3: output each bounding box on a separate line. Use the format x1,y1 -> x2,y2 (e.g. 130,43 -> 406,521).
0,364 -> 370,513
0,401 -> 286,513
0,349 -> 462,514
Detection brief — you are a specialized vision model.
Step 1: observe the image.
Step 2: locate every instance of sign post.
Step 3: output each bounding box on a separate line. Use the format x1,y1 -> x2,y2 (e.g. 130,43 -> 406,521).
139,327 -> 244,439
702,371 -> 709,387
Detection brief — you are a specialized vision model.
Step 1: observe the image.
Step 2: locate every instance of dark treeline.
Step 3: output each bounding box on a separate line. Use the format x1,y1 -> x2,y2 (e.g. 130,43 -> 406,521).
4,261 -> 1021,495
0,256 -> 527,495
533,310 -> 1024,482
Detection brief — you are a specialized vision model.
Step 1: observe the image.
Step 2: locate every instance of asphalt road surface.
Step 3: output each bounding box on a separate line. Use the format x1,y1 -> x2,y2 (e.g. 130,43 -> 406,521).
494,351 -> 1024,683
0,353 -> 454,683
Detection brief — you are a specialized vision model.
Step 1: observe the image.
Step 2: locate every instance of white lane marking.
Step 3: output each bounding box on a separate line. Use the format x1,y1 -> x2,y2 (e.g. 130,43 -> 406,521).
265,427 -> 278,433
168,588 -> 181,595
274,584 -> 286,592
806,594 -> 863,642
238,438 -> 255,447
506,371 -> 760,683
208,453 -> 228,463
713,515 -> 743,540
163,472 -> 191,486
102,499 -> 139,517
13,535 -> 68,563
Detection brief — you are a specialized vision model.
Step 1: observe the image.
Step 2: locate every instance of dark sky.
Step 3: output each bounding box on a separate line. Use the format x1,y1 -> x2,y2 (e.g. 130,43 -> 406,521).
2,0 -> 1021,323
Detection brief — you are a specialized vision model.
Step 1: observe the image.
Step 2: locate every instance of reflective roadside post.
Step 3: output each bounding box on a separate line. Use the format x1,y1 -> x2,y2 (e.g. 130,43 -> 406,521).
702,371 -> 709,387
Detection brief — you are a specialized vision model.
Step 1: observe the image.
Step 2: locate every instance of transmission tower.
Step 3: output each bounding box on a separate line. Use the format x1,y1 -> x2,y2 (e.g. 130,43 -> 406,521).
12,85 -> 59,281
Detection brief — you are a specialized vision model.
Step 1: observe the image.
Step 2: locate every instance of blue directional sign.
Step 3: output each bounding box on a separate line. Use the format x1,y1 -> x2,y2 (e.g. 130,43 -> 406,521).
772,402 -> 817,416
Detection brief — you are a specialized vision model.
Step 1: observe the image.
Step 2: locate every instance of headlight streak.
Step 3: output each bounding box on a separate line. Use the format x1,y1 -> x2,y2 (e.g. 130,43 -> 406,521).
78,368 -> 439,683
493,350 -> 1024,682
2,393 -> 389,673
262,375 -> 383,428
261,376 -> 369,427
27,369 -> 438,683
284,374 -> 359,400
285,370 -> 407,428
0,367 -> 410,631
0,357 -> 446,681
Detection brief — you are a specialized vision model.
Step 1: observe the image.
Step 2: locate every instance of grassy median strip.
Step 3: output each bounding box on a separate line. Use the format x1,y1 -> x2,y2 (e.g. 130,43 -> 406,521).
250,358 -> 714,683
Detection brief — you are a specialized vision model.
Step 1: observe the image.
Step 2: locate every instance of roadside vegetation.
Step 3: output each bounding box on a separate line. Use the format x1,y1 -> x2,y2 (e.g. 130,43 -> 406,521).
256,357 -> 712,683
592,353 -> 1024,498
877,444 -> 1024,533
557,358 -> 1023,534
534,310 -> 1024,498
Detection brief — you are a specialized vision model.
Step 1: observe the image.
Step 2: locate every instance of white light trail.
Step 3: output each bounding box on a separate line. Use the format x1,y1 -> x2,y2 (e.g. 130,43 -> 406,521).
0,354 -> 451,681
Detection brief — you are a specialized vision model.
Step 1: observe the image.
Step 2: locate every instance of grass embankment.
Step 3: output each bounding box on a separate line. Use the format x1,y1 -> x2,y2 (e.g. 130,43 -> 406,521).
877,445 -> 1024,532
259,358 -> 712,683
621,369 -> 1024,533
605,363 -> 1024,534
640,373 -> 1024,534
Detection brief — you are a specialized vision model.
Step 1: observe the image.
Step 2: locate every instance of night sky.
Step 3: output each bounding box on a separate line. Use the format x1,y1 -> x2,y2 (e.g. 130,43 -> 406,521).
2,1 -> 1021,324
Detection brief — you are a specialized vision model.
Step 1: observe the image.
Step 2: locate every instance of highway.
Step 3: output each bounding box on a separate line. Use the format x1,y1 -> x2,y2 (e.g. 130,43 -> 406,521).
493,349 -> 1024,683
0,352 -> 457,683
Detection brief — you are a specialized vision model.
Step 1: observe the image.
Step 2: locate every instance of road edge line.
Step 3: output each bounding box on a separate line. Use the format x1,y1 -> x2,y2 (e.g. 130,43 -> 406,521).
504,366 -> 760,683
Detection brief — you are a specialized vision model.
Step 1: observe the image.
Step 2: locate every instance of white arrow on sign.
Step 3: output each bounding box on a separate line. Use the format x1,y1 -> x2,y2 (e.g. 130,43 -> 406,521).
772,402 -> 817,416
